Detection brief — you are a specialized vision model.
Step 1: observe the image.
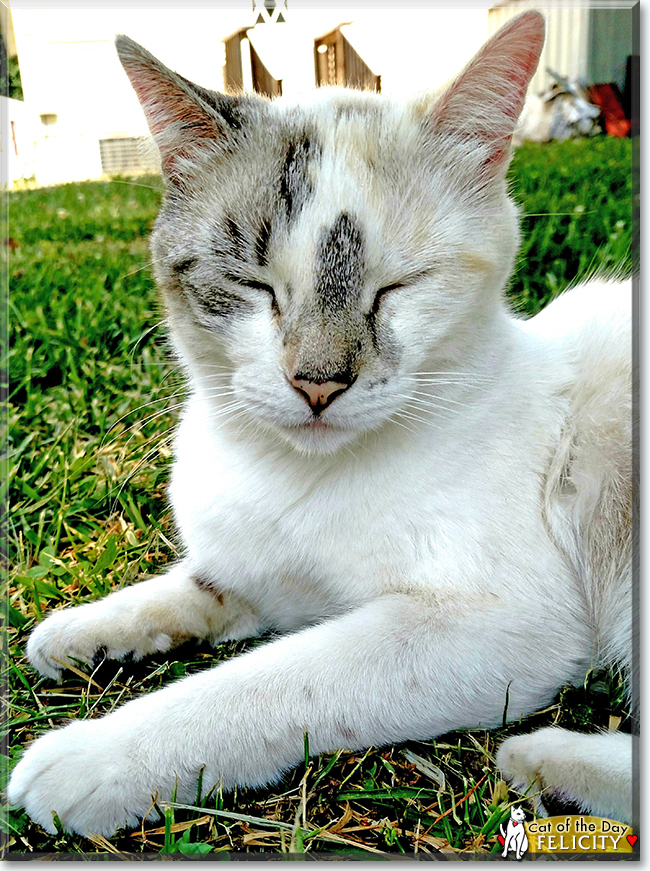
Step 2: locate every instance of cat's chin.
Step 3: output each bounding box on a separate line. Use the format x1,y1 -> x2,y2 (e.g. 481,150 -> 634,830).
276,422 -> 361,456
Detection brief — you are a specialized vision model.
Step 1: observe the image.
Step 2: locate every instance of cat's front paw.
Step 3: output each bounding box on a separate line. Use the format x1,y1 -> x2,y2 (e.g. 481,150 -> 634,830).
27,603 -> 174,680
497,728 -> 564,808
7,718 -> 160,836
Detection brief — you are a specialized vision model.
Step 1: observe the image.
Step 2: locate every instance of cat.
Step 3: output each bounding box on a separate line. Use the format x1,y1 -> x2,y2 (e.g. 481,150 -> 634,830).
500,805 -> 529,859
8,11 -> 634,838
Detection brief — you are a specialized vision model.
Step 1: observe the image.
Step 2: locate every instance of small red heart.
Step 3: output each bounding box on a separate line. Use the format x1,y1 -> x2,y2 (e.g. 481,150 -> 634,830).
627,835 -> 637,847
498,835 -> 505,846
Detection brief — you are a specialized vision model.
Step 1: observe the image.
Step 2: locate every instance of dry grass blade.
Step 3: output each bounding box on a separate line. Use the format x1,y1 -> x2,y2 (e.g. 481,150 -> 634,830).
401,748 -> 446,788
131,814 -> 213,838
327,801 -> 354,834
311,829 -> 389,854
422,774 -> 488,824
243,831 -> 282,845
159,801 -> 295,831
86,832 -> 125,854
50,657 -> 103,691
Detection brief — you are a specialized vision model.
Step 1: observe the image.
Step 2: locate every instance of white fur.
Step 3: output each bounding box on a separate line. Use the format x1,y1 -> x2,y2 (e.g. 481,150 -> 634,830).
497,727 -> 634,824
8,13 -> 634,837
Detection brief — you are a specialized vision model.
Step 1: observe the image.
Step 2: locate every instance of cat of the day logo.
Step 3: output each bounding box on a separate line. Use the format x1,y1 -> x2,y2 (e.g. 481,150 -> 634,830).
498,807 -> 637,857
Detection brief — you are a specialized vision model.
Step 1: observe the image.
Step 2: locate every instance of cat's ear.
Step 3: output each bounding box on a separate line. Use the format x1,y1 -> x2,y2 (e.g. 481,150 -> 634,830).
427,11 -> 544,171
115,35 -> 242,183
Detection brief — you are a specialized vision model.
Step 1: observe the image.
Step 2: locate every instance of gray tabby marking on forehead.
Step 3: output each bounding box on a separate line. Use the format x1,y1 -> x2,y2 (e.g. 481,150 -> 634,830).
213,214 -> 248,263
279,134 -> 319,222
255,218 -> 272,267
225,216 -> 246,257
212,214 -> 274,278
315,213 -> 365,313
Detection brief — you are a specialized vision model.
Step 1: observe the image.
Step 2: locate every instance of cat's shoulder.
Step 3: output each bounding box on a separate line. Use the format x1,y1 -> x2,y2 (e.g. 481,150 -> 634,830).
520,277 -> 632,463
521,277 -> 631,354
523,278 -> 632,522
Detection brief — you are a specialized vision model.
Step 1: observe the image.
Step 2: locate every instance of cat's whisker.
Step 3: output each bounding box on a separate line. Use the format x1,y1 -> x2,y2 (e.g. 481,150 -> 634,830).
114,418 -> 180,465
109,430 -> 177,512
121,261 -> 158,280
120,250 -> 180,281
399,401 -> 454,429
205,402 -> 250,428
397,407 -> 445,428
402,397 -> 457,418
199,388 -> 238,399
102,398 -> 187,446
102,392 -> 190,446
398,398 -> 454,419
113,402 -> 189,450
196,362 -> 234,370
410,391 -> 476,409
205,398 -> 248,415
412,383 -> 481,393
105,177 -> 165,193
108,391 -> 239,461
197,371 -> 235,380
231,410 -> 266,443
388,412 -> 418,435
129,319 -> 168,363
414,372 -> 495,381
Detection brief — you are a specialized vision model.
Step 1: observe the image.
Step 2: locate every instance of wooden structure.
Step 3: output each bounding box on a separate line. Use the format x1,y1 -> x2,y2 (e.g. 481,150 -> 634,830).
223,27 -> 282,97
314,27 -> 380,92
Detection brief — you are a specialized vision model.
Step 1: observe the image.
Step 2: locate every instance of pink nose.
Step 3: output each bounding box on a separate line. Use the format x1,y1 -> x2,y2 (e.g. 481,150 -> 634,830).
289,377 -> 349,410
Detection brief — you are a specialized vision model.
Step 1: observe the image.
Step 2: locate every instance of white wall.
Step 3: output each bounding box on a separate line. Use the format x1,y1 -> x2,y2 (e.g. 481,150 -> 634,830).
9,3 -> 488,186
2,97 -> 37,185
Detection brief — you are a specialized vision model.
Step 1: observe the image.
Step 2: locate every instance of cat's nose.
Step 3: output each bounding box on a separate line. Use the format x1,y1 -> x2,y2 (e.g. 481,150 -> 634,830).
289,375 -> 351,411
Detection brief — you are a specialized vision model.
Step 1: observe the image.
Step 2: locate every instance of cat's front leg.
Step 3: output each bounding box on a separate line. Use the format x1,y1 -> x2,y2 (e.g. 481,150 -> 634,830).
9,592 -> 581,836
26,563 -> 262,679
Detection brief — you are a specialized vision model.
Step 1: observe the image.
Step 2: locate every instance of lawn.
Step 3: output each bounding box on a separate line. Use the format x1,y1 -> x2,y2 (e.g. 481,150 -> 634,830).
3,135 -> 633,856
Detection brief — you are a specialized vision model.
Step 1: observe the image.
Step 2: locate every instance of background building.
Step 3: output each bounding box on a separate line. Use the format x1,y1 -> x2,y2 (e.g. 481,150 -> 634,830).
1,1 -> 636,188
489,0 -> 634,99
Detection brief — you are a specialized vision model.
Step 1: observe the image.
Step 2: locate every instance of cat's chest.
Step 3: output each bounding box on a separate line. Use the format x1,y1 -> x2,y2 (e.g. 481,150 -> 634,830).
169,397 -> 554,624
171,426 -> 431,610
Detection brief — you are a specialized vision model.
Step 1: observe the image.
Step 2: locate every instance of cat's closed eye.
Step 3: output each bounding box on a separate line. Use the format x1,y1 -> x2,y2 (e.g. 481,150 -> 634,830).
224,273 -> 279,311
229,276 -> 276,296
371,282 -> 407,315
372,267 -> 438,314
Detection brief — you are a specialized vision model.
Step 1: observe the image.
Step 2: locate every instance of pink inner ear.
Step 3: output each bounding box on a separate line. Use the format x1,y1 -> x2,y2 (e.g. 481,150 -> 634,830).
431,11 -> 545,168
121,59 -> 221,178
129,71 -> 217,140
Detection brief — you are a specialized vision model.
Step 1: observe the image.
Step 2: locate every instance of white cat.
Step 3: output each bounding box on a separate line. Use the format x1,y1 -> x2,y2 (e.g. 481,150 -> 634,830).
500,805 -> 529,859
8,12 -> 634,838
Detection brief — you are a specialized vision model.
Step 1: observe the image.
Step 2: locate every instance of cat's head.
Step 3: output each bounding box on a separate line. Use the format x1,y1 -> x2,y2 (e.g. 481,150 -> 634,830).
510,805 -> 527,823
117,13 -> 544,455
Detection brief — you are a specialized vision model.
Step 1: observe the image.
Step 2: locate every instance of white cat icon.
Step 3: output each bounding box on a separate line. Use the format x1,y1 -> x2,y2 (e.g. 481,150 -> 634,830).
500,805 -> 529,859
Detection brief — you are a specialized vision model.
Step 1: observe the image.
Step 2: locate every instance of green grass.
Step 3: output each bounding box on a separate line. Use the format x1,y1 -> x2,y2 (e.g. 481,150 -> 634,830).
2,136 -> 633,856
508,136 -> 633,312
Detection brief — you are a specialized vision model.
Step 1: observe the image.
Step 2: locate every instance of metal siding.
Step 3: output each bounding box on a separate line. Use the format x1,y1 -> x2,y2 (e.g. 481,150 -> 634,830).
587,7 -> 634,90
99,137 -> 158,175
